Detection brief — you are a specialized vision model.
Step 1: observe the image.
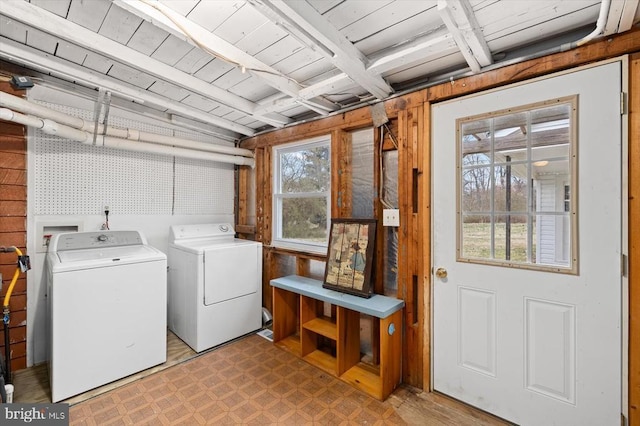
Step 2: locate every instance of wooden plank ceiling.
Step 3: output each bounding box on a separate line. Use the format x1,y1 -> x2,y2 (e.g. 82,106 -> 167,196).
0,0 -> 638,141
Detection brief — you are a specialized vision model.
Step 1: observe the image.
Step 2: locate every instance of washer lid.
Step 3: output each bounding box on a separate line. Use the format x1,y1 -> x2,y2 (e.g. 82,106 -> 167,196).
57,245 -> 159,262
51,245 -> 166,272
50,230 -> 148,252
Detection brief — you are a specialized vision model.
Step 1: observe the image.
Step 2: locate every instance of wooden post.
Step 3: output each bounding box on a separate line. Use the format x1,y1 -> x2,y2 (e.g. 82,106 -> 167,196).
421,102 -> 433,390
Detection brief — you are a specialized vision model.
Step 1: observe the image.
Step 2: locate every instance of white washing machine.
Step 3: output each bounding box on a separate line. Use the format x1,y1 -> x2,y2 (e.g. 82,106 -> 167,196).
47,230 -> 167,402
168,223 -> 262,352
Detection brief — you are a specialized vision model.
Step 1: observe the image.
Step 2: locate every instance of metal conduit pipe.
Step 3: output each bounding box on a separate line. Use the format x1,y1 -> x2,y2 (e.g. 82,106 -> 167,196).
0,108 -> 255,167
0,92 -> 253,158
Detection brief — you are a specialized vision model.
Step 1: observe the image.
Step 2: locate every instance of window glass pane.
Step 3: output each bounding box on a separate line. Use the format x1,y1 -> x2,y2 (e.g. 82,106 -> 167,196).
534,213 -> 570,267
462,166 -> 492,212
533,160 -> 570,213
457,97 -> 575,273
494,112 -> 527,161
280,146 -> 330,193
281,197 -> 328,242
494,215 -> 529,262
493,164 -> 528,213
461,120 -> 491,165
461,215 -> 492,259
531,104 -> 571,149
532,144 -> 569,162
273,136 -> 331,252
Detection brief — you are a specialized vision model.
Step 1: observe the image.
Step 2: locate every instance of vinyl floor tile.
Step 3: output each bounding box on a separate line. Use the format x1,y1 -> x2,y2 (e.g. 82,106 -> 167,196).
13,331 -> 508,425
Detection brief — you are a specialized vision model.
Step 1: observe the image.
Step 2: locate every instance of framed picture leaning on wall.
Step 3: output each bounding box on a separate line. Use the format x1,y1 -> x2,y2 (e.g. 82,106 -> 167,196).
323,218 -> 377,298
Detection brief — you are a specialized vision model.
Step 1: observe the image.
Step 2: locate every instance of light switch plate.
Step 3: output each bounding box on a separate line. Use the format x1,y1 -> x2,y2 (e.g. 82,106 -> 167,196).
383,209 -> 400,227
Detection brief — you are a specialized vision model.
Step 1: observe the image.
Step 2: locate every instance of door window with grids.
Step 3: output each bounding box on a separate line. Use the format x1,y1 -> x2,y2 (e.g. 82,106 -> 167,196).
457,97 -> 577,273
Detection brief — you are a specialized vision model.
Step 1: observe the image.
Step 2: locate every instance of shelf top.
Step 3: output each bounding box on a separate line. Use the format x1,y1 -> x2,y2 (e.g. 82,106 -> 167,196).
270,275 -> 404,318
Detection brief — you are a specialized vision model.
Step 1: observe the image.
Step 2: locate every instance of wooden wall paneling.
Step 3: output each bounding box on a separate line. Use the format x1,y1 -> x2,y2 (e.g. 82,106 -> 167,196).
255,148 -> 265,243
263,247 -> 277,314
0,80 -> 27,373
399,106 -> 423,388
240,92 -> 424,150
370,124 -> 384,366
255,147 -> 274,312
257,147 -> 272,245
628,53 -> 639,426
396,108 -> 415,386
236,165 -> 253,238
296,257 -> 310,277
331,129 -> 352,218
264,147 -> 273,243
421,102 -> 433,390
408,105 -> 424,388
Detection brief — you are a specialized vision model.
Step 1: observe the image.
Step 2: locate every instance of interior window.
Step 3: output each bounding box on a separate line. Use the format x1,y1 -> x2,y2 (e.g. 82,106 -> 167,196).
457,97 -> 577,273
272,136 -> 331,253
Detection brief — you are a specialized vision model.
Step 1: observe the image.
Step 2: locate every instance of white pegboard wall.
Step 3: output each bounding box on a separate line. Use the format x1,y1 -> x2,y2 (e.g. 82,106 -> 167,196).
173,157 -> 234,215
32,101 -> 235,216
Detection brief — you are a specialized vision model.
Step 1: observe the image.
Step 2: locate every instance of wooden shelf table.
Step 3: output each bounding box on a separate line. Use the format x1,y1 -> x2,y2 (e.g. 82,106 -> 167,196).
270,275 -> 404,400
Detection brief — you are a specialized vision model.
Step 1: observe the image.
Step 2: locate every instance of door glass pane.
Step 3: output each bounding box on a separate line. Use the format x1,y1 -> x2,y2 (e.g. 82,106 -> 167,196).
461,215 -> 492,259
462,167 -> 492,212
494,215 -> 529,262
494,112 -> 527,161
461,120 -> 491,164
493,164 -> 528,213
457,97 -> 576,273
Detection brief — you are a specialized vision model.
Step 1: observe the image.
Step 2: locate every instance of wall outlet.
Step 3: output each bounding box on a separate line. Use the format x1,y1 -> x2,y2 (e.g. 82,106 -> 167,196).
383,209 -> 400,227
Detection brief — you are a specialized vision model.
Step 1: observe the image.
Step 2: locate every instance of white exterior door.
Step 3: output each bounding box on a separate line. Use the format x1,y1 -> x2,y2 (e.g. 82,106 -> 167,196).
432,62 -> 623,425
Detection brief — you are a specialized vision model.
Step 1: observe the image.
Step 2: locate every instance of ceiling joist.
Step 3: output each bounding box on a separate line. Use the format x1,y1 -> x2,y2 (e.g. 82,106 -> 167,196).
255,0 -> 394,101
437,0 -> 493,73
116,0 -> 337,117
256,29 -> 458,116
0,0 -> 297,132
604,0 -> 640,35
0,36 -> 253,137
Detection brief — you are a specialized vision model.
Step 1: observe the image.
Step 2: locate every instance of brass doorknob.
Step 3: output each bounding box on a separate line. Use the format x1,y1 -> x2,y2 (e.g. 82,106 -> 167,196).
435,267 -> 448,279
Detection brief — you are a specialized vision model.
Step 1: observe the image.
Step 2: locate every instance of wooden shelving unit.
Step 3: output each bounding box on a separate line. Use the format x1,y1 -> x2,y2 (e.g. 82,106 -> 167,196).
270,275 -> 404,400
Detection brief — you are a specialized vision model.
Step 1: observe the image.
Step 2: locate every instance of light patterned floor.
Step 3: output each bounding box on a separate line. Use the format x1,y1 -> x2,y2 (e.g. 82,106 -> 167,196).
69,334 -> 405,425
14,331 -> 508,425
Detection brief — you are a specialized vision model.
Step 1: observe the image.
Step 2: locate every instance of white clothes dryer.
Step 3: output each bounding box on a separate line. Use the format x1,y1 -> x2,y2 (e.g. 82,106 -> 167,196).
47,230 -> 167,402
168,223 -> 262,352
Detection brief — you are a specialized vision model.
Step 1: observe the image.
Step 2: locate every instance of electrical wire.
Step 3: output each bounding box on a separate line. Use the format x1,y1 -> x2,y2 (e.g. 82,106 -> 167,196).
103,208 -> 110,230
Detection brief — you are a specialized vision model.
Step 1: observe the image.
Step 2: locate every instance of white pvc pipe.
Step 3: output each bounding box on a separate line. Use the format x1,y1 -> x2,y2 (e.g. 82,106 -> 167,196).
0,108 -> 255,167
576,0 -> 611,47
0,91 -> 253,158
